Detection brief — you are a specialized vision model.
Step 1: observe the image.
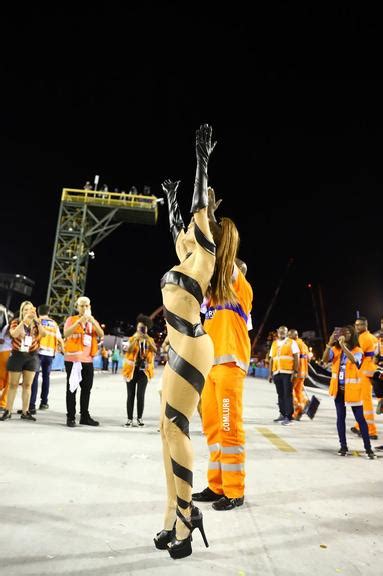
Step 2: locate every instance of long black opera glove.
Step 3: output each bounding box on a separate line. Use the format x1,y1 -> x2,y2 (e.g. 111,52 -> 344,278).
191,124 -> 216,214
161,179 -> 185,245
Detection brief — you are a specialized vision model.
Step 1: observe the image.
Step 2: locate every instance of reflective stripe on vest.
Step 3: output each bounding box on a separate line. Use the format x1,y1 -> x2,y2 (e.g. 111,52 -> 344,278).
213,354 -> 248,372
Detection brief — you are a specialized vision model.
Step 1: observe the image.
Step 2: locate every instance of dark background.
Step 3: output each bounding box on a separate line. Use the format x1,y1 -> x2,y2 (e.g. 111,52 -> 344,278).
1,3 -> 381,346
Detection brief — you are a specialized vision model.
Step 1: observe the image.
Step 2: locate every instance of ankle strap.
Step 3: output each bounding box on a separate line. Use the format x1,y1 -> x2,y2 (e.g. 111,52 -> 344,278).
176,507 -> 192,531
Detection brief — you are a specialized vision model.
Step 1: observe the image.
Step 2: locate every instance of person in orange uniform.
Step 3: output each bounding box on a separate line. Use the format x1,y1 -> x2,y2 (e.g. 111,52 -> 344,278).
63,296 -> 104,427
29,304 -> 64,413
288,329 -> 309,420
351,317 -> 378,440
374,317 -> 383,417
192,211 -> 253,511
268,326 -> 300,425
373,317 -> 383,451
322,325 -> 375,458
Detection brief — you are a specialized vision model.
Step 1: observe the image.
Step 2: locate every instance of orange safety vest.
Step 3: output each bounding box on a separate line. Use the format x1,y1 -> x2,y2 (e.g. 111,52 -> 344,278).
328,346 -> 363,406
64,316 -> 99,357
204,269 -> 253,373
358,330 -> 378,378
39,317 -> 60,356
270,338 -> 296,374
296,338 -> 309,378
122,337 -> 156,382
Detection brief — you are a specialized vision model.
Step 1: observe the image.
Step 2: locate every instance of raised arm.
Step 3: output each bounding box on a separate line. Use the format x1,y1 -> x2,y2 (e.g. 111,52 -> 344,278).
191,124 -> 216,239
161,179 -> 187,261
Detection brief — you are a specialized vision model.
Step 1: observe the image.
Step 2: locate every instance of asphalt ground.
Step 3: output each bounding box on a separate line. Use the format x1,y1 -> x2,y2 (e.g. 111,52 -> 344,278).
1,367 -> 382,576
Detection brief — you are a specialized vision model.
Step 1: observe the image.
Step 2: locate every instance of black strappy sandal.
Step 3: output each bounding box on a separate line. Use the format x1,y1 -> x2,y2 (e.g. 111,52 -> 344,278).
167,505 -> 209,559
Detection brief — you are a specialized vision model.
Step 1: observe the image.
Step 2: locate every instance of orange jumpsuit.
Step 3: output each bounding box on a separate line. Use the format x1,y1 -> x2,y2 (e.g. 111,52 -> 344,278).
293,338 -> 309,419
201,269 -> 253,499
353,330 -> 378,437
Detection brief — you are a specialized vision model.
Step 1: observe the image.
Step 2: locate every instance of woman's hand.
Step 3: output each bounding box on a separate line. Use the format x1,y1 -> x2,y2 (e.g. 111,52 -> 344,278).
207,187 -> 222,222
25,309 -> 37,322
195,124 -> 216,165
328,332 -> 338,345
338,335 -> 346,347
161,179 -> 180,197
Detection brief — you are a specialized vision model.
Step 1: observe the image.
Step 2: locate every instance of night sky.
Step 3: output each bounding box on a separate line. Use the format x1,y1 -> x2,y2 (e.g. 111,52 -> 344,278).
2,3 -> 381,344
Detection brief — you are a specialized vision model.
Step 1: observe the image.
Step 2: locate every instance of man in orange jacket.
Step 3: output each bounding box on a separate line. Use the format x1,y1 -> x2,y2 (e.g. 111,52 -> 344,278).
63,296 -> 104,427
351,317 -> 378,440
269,326 -> 300,425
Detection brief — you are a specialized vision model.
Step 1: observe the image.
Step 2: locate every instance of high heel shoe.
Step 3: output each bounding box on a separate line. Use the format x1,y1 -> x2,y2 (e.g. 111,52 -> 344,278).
153,525 -> 175,550
167,505 -> 209,559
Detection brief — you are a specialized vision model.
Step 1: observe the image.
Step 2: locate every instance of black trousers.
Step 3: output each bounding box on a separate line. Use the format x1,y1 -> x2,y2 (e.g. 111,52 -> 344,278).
65,361 -> 94,420
126,367 -> 148,419
273,372 -> 294,419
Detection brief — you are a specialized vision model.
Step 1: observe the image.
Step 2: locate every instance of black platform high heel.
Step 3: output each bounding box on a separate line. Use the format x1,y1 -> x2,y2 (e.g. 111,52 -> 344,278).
154,521 -> 176,550
167,505 -> 209,559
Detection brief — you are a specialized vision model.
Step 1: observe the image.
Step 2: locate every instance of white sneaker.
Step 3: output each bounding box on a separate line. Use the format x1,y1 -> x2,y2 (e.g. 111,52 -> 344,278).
124,419 -> 133,427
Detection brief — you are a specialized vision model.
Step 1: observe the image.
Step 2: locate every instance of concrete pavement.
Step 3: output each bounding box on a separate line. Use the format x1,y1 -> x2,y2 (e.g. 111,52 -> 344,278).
0,367 -> 382,576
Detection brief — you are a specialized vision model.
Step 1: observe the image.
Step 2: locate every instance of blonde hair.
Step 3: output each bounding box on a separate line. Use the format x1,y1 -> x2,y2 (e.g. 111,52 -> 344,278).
19,300 -> 34,320
76,296 -> 90,307
209,217 -> 239,305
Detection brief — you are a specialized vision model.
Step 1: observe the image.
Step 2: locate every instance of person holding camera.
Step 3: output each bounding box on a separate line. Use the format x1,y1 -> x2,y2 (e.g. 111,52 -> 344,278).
0,301 -> 47,421
122,314 -> 157,427
322,325 -> 375,458
63,296 -> 104,427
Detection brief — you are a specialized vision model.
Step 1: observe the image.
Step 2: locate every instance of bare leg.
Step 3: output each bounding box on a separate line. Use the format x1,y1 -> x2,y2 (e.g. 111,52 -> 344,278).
6,372 -> 21,411
21,370 -> 35,414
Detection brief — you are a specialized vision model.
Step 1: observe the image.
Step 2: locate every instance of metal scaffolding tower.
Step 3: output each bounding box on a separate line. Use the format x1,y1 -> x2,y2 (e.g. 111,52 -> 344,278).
47,188 -> 158,327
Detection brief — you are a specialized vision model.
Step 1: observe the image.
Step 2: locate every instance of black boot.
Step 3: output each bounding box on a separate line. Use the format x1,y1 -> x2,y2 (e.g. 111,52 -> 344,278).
80,415 -> 99,426
192,486 -> 222,502
167,505 -> 209,559
0,410 -> 11,421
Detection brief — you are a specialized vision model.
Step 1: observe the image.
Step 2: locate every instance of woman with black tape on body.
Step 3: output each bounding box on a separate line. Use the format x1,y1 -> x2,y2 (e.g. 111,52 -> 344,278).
154,124 -> 216,559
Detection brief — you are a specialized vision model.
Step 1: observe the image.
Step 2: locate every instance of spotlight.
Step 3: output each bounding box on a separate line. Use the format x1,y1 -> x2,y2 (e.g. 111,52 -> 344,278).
88,251 -> 95,260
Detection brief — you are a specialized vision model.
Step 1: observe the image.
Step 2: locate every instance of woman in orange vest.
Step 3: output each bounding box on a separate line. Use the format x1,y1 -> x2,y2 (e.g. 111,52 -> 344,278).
322,325 -> 375,458
122,314 -> 156,427
154,125 -> 217,559
63,296 -> 104,427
